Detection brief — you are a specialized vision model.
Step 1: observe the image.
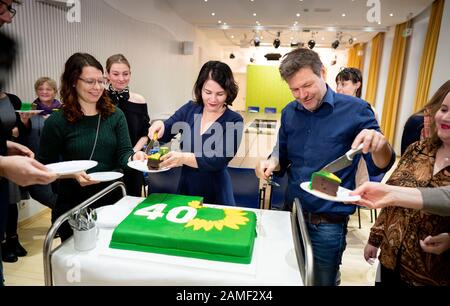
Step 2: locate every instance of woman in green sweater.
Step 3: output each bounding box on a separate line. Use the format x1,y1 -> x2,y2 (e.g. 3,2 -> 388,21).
38,53 -> 145,241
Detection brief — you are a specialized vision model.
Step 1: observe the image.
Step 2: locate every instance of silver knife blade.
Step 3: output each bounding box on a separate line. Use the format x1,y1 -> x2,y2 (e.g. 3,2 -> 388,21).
321,143 -> 364,173
321,154 -> 353,173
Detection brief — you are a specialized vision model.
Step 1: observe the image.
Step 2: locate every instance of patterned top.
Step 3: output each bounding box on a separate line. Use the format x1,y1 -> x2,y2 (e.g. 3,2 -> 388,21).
368,139 -> 450,286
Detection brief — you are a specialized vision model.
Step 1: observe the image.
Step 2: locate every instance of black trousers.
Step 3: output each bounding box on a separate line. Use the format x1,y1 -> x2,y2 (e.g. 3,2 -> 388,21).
123,167 -> 144,197
377,263 -> 411,287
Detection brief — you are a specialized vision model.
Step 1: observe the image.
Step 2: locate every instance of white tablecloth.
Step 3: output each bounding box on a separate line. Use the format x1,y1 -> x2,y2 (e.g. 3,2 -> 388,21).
51,196 -> 303,286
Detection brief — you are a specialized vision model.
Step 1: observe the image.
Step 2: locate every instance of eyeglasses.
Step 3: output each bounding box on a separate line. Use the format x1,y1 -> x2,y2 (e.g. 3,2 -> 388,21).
78,77 -> 108,88
0,0 -> 17,18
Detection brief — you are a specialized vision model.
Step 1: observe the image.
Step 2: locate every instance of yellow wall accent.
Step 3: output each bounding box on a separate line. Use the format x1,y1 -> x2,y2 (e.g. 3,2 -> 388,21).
381,22 -> 409,145
365,33 -> 385,106
414,0 -> 445,112
246,65 -> 294,113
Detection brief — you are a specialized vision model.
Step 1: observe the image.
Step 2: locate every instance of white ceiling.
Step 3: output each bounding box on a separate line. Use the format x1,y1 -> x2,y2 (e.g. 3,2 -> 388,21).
166,0 -> 434,48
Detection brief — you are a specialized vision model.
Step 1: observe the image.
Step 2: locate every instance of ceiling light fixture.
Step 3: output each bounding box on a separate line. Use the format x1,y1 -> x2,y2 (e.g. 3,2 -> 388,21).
331,40 -> 340,49
308,39 -> 315,49
331,31 -> 342,49
254,36 -> 260,47
273,31 -> 281,48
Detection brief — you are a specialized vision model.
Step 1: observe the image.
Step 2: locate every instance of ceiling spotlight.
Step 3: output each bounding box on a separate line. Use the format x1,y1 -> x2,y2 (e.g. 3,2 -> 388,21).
254,36 -> 261,47
273,32 -> 281,49
348,37 -> 354,45
331,39 -> 340,49
273,38 -> 281,48
308,39 -> 316,49
229,53 -> 235,59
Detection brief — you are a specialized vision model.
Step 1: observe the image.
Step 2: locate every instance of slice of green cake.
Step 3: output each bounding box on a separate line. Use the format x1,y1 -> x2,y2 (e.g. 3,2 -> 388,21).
110,193 -> 257,264
310,170 -> 341,196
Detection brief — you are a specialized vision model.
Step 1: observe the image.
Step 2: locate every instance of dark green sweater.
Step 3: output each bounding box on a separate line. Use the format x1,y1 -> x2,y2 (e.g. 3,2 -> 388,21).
38,108 -> 133,172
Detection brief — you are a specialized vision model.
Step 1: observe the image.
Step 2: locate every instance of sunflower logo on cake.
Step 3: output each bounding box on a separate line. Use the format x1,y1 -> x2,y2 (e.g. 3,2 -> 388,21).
185,202 -> 250,232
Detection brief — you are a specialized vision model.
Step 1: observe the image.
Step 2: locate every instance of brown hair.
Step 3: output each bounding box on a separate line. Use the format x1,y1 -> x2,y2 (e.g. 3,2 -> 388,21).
419,80 -> 450,145
60,53 -> 114,123
193,61 -> 238,106
106,54 -> 131,73
279,48 -> 323,81
34,76 -> 57,94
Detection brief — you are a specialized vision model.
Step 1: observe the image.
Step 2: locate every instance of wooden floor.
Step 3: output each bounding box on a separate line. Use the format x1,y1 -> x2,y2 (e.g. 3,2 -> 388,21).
3,207 -> 378,286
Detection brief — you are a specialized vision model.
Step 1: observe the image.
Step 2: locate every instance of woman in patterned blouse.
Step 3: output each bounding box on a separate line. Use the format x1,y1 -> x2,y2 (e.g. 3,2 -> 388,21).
365,81 -> 450,286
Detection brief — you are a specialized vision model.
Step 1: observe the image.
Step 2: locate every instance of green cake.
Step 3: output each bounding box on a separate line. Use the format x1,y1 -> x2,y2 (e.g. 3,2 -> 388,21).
310,170 -> 342,196
110,193 -> 257,264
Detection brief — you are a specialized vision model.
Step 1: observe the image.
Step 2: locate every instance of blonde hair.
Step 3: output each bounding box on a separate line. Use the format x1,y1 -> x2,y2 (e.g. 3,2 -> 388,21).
34,77 -> 57,94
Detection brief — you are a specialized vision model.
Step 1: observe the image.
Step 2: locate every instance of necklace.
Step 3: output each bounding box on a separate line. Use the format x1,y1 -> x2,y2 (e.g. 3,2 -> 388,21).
89,114 -> 101,160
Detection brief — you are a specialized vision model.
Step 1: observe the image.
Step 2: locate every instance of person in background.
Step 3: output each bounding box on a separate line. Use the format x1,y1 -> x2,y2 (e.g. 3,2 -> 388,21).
31,77 -> 62,117
335,67 -> 363,98
255,48 -> 395,286
106,54 -> 149,197
0,3 -> 54,189
335,67 -> 382,188
0,90 -> 30,263
148,61 -> 243,206
401,106 -> 432,156
19,78 -> 61,212
364,81 -> 450,286
37,53 -> 145,241
0,26 -> 56,286
0,0 -> 17,27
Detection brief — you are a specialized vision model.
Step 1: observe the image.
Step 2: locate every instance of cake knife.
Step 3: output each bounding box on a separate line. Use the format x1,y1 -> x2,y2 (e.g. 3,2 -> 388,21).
321,143 -> 364,173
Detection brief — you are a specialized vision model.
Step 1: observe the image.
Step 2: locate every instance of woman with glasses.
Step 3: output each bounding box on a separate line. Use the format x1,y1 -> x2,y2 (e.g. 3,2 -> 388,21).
105,54 -> 150,197
0,0 -> 17,27
37,53 -> 146,241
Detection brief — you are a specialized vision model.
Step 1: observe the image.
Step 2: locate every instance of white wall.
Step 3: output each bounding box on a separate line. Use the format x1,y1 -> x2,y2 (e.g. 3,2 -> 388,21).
1,0 -> 221,117
430,0 -> 450,96
2,0 -> 219,219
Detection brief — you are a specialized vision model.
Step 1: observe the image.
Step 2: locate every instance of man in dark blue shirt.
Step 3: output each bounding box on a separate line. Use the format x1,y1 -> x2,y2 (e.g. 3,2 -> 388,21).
256,48 -> 396,286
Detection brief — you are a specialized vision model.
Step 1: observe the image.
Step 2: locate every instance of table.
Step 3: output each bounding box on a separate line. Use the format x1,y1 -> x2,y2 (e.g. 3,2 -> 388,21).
229,113 -> 280,168
50,196 -> 303,286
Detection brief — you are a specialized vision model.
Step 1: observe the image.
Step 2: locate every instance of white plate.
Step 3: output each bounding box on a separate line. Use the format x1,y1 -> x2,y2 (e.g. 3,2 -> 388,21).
88,171 -> 123,182
127,160 -> 170,173
45,160 -> 98,175
300,181 -> 361,202
16,110 -> 44,114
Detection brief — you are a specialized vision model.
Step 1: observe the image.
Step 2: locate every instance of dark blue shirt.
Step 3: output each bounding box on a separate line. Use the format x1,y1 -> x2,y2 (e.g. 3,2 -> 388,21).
161,101 -> 243,205
272,86 -> 395,215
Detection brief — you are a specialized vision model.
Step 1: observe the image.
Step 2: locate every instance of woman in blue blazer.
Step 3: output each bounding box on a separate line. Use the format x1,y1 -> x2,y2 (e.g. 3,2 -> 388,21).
148,61 -> 243,205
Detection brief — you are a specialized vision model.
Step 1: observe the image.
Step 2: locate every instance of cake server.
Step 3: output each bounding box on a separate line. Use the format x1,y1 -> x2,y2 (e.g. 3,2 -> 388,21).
321,143 -> 364,173
265,176 -> 280,187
